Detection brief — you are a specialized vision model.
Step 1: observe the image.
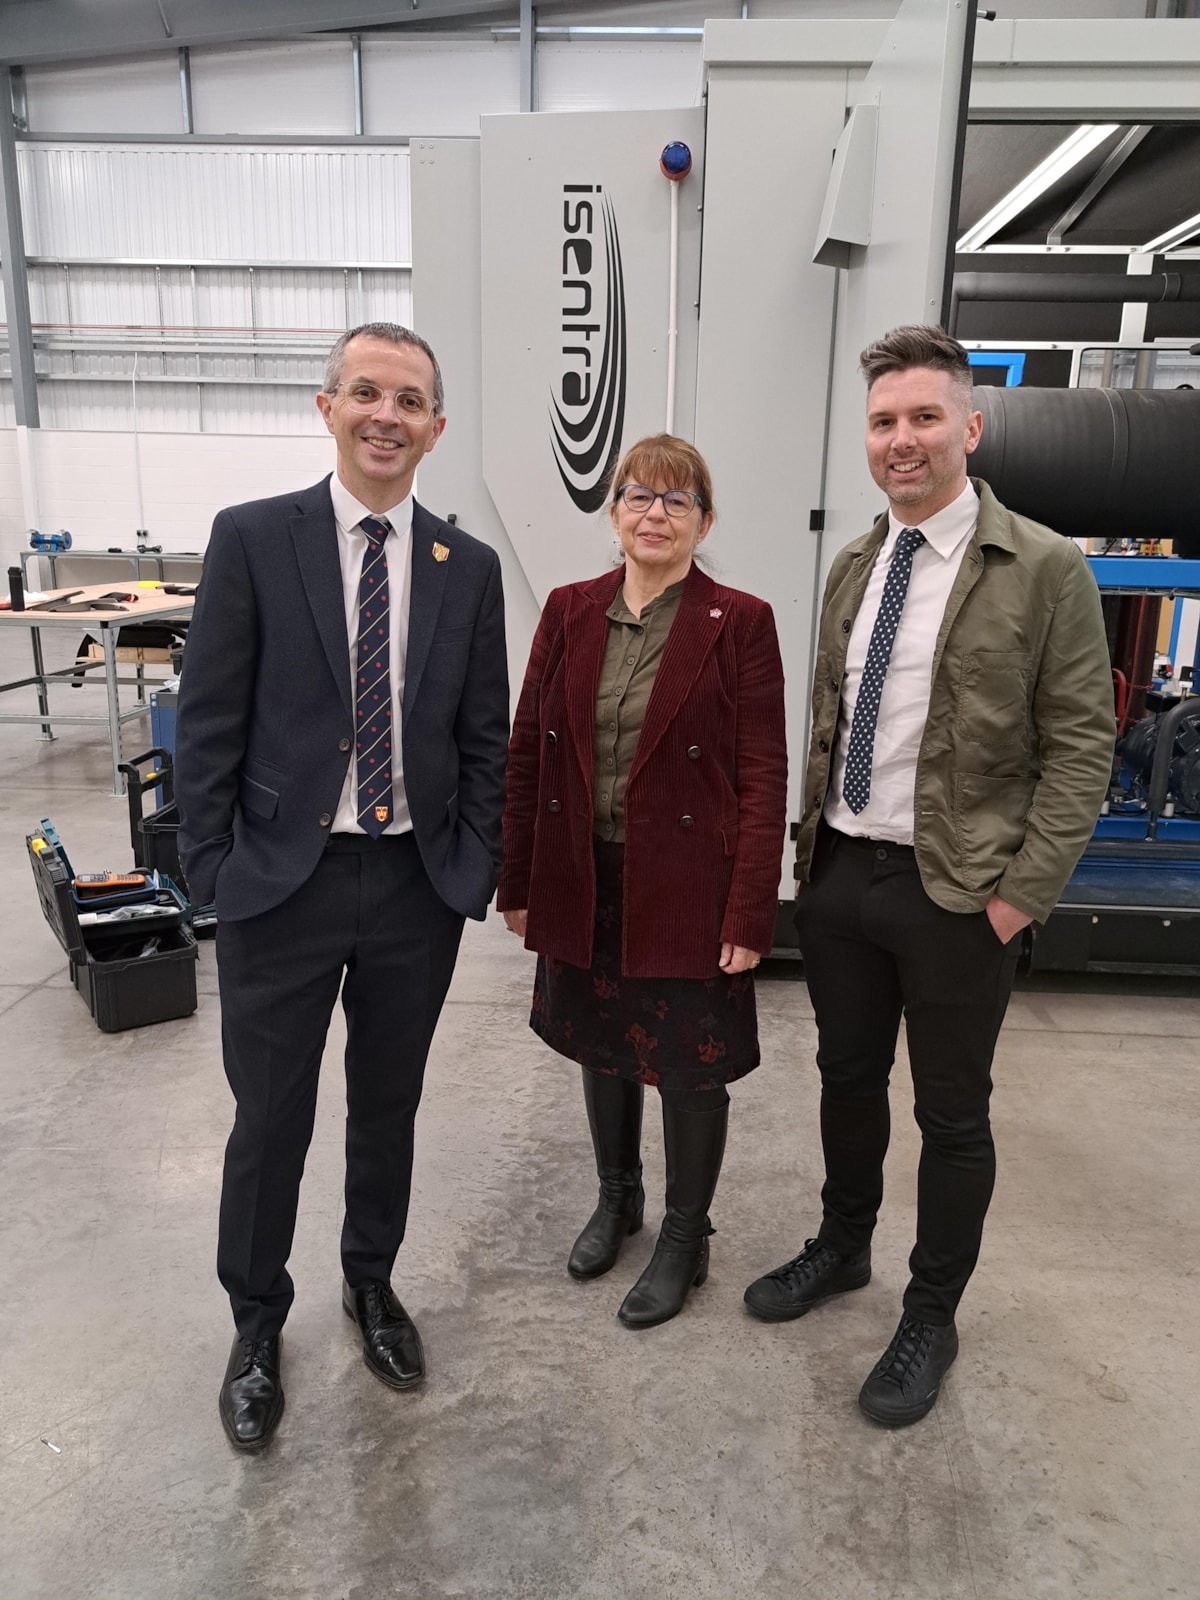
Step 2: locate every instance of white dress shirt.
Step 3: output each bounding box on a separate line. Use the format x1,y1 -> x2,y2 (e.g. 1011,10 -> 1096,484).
824,480 -> 980,844
329,473 -> 414,834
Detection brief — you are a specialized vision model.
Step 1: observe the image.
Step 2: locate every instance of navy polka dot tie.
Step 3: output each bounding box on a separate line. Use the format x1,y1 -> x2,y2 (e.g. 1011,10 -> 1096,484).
355,516 -> 393,837
841,526 -> 926,816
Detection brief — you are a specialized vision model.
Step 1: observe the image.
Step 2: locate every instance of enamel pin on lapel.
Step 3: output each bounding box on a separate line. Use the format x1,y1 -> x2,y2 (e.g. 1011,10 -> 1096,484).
710,608 -> 722,618
432,542 -> 450,563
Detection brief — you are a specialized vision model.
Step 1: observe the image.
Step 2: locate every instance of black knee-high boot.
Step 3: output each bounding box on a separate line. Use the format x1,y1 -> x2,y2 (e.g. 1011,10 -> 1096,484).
568,1070 -> 645,1280
617,1093 -> 728,1328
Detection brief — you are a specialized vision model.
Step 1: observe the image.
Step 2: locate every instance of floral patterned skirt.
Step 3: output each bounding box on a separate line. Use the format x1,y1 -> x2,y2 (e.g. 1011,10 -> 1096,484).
530,841 -> 760,1091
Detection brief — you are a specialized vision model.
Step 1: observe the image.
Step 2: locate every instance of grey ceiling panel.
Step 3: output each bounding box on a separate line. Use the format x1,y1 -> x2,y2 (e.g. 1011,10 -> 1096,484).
0,0 -> 520,66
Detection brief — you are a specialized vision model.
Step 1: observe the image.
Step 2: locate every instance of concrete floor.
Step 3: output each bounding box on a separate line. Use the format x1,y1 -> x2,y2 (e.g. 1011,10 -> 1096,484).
1,628 -> 1198,1600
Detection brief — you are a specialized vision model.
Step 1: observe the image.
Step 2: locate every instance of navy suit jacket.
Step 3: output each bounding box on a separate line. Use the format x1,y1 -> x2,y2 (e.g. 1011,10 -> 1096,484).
176,475 -> 508,923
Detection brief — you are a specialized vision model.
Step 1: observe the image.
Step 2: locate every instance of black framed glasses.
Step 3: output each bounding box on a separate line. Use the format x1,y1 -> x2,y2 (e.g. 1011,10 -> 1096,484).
617,484 -> 702,519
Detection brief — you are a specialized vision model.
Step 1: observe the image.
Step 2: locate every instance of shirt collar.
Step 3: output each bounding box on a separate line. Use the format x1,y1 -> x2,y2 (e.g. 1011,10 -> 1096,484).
329,472 -> 414,542
608,574 -> 688,623
887,479 -> 979,561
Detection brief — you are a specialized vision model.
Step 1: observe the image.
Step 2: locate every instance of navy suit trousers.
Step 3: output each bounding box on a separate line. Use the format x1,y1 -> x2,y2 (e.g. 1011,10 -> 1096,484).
216,832 -> 464,1340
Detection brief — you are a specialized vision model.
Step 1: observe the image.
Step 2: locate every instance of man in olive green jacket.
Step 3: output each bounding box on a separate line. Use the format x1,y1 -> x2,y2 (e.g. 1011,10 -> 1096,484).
744,326 -> 1114,1427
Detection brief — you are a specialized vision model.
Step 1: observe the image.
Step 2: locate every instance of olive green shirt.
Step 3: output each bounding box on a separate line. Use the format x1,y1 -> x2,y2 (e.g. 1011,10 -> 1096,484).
593,577 -> 686,842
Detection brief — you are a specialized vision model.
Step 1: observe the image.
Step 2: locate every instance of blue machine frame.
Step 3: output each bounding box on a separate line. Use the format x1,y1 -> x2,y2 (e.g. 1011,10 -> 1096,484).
967,350 -> 1026,386
1031,555 -> 1200,972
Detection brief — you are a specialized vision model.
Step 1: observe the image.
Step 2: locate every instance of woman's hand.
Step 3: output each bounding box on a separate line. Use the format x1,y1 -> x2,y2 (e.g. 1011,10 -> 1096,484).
503,909 -> 528,937
719,943 -> 762,974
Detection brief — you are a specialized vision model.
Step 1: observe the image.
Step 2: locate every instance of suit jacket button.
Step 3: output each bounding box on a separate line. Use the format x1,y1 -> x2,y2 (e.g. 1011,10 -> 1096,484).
547,799 -> 562,813
319,812 -> 332,827
830,678 -> 839,691
842,618 -> 852,634
818,738 -> 829,753
686,745 -> 701,759
679,814 -> 694,828
547,729 -> 558,744
338,737 -> 351,752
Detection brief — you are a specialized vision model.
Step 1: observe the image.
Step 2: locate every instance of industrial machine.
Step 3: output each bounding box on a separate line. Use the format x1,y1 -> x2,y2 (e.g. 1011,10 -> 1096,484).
969,379 -> 1200,973
403,5 -> 1200,976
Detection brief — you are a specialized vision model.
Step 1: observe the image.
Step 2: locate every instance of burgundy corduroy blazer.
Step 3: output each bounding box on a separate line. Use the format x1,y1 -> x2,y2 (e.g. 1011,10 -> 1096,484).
497,563 -> 787,979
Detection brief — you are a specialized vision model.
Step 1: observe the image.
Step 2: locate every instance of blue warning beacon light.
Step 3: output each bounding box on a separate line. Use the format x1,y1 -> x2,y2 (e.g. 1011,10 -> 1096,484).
659,142 -> 692,181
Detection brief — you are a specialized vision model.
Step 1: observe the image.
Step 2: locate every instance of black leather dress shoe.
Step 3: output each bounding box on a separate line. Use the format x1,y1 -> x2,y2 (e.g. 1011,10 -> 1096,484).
858,1312 -> 959,1426
218,1334 -> 284,1451
743,1237 -> 871,1322
342,1280 -> 425,1390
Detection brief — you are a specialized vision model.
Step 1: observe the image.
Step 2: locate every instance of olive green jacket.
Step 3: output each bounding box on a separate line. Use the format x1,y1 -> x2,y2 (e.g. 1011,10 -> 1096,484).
794,480 -> 1114,923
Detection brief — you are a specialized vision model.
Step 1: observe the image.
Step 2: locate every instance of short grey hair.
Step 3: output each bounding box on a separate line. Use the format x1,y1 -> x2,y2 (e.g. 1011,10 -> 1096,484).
323,322 -> 445,416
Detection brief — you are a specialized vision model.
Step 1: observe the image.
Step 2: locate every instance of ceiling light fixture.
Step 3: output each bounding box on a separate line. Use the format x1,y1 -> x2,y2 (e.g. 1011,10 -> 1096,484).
1141,211 -> 1200,254
956,124 -> 1120,252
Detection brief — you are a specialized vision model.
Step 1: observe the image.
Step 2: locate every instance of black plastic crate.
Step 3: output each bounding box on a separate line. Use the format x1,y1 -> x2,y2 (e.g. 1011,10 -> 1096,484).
118,748 -> 215,936
70,927 -> 198,1033
27,830 -> 198,1033
119,748 -> 185,886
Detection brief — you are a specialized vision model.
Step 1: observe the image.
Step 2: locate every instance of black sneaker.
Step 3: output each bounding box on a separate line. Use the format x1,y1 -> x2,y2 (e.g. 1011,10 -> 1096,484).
858,1312 -> 959,1426
743,1237 -> 871,1322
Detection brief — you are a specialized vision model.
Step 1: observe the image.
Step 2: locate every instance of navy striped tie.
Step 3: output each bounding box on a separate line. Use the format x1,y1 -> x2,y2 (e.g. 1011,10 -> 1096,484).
842,526 -> 925,816
355,516 -> 393,837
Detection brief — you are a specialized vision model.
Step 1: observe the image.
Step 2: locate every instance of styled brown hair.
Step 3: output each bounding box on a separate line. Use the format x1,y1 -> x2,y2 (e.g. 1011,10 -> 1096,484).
611,434 -> 715,518
859,325 -> 973,406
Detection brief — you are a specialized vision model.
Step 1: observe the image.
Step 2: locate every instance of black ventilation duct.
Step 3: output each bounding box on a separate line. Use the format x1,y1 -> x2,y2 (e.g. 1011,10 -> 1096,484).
970,386 -> 1200,555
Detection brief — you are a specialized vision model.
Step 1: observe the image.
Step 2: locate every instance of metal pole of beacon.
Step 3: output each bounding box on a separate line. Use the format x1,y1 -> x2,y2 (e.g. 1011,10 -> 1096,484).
659,141 -> 692,435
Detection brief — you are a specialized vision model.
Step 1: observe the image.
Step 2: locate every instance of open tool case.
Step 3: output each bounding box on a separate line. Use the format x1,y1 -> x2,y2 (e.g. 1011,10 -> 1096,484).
27,821 -> 198,1032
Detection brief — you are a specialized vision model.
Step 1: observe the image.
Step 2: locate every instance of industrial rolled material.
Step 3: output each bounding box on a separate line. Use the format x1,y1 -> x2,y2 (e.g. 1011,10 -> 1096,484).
970,386 -> 1200,552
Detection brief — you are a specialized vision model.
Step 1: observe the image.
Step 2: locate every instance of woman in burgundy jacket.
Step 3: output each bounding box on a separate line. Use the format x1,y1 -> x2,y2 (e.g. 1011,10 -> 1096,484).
498,435 -> 787,1328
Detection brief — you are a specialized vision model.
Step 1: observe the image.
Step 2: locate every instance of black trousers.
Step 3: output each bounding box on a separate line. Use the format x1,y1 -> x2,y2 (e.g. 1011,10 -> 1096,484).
796,826 -> 1020,1325
215,832 -> 465,1340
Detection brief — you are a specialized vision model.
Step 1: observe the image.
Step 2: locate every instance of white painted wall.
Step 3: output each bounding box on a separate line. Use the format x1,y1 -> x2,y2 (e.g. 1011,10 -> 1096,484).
0,431 -> 335,570
0,431 -> 25,558
365,42 -> 521,135
536,42 -> 703,112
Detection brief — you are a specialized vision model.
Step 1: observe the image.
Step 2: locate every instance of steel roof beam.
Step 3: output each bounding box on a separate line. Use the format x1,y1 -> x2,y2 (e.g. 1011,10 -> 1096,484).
1046,125 -> 1151,246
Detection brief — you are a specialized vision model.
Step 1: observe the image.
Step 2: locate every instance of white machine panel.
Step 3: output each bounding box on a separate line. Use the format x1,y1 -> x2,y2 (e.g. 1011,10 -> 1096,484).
480,107 -> 704,603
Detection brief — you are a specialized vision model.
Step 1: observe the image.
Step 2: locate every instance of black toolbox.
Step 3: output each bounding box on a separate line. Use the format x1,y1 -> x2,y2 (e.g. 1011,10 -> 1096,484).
27,825 -> 198,1032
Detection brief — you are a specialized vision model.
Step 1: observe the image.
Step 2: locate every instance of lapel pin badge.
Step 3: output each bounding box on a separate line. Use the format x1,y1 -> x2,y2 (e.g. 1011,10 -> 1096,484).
710,607 -> 722,618
432,541 -> 450,563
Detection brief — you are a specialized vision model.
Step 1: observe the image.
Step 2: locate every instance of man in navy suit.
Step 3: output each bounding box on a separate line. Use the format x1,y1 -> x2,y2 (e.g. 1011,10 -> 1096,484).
176,323 -> 508,1450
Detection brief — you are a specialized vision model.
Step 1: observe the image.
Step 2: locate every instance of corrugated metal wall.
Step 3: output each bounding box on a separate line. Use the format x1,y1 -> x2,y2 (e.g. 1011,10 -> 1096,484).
11,143 -> 412,433
20,144 -> 412,262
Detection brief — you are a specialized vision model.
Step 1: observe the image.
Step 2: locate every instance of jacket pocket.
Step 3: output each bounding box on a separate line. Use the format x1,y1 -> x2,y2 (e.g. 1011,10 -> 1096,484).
952,771 -> 1033,892
956,650 -> 1032,750
237,769 -> 279,820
